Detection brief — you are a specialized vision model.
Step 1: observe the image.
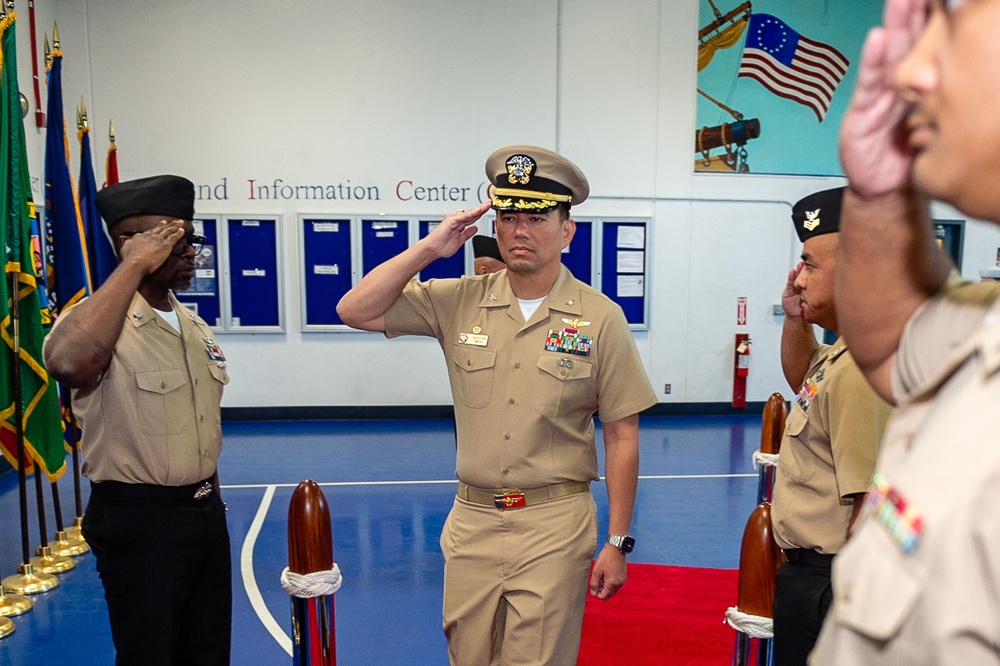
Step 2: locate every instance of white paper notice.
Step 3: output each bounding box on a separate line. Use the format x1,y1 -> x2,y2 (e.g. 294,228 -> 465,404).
617,226 -> 645,249
314,222 -> 340,232
617,251 -> 644,273
314,265 -> 339,275
618,275 -> 644,297
242,269 -> 266,277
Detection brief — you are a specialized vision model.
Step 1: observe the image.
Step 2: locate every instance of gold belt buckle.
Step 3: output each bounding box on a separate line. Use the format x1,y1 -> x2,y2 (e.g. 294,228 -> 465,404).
193,482 -> 213,500
493,491 -> 526,510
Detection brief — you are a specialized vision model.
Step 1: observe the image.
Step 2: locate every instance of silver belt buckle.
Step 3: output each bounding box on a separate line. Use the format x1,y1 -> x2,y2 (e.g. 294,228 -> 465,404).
193,482 -> 213,500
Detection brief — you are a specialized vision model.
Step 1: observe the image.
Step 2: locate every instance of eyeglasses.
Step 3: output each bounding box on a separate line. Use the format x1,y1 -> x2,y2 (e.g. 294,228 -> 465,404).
120,231 -> 206,256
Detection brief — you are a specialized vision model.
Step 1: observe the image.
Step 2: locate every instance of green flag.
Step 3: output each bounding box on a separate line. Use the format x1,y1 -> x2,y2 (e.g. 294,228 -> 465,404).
0,12 -> 65,480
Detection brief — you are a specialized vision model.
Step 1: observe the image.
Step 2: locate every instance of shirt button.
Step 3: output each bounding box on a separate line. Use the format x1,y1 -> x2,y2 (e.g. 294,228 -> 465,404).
502,468 -> 509,475
508,398 -> 515,405
560,369 -> 568,377
514,363 -> 521,369
200,415 -> 204,421
195,379 -> 199,385
504,434 -> 511,440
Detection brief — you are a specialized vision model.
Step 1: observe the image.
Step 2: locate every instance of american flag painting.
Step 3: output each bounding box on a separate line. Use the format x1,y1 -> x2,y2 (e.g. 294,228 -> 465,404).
738,13 -> 849,122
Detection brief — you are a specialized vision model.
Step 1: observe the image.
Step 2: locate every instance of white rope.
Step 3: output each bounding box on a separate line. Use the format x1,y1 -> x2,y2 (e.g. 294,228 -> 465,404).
280,564 -> 342,598
724,606 -> 773,639
752,450 -> 780,470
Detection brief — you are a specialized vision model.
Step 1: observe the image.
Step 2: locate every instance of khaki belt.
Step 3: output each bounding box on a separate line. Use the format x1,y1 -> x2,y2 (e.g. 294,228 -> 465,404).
456,480 -> 589,510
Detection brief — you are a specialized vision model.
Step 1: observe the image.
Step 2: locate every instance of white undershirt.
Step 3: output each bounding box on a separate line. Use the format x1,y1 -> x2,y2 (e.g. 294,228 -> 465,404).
517,296 -> 547,321
155,307 -> 181,333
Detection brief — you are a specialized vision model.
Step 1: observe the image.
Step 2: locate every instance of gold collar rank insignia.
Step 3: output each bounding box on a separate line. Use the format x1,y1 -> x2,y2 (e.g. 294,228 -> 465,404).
506,155 -> 535,185
803,208 -> 821,231
562,317 -> 591,328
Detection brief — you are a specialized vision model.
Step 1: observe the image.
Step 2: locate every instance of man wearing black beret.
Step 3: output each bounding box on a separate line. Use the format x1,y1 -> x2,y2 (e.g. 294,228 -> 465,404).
44,175 -> 232,666
769,187 -> 890,666
472,234 -> 505,275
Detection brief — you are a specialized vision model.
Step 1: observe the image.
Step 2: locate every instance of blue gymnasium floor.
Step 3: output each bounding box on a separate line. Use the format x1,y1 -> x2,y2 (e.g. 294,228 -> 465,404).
0,415 -> 761,665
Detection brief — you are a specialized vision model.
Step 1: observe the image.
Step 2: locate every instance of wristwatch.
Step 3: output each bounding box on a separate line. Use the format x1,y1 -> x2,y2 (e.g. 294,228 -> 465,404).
607,534 -> 635,555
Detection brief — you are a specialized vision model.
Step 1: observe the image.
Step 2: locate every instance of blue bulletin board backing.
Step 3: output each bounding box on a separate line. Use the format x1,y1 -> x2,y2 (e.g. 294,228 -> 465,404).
175,217 -> 221,327
600,221 -> 648,327
362,219 -> 410,277
226,217 -> 282,330
419,220 -> 467,280
301,218 -> 353,328
562,219 -> 593,286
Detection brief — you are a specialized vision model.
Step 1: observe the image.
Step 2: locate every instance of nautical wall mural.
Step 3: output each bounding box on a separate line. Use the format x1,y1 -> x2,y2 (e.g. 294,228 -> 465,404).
696,0 -> 883,176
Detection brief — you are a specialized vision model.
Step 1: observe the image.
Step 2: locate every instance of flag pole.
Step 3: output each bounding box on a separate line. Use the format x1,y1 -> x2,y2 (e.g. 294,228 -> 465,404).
1,270 -> 57,595
29,464 -> 74,573
63,402 -> 84,541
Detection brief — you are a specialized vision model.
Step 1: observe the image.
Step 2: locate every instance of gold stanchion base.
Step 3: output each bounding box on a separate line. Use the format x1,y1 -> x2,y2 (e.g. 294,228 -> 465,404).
64,516 -> 84,541
30,546 -> 75,575
2,563 -> 58,595
49,530 -> 89,557
0,591 -> 32,616
0,616 -> 13,639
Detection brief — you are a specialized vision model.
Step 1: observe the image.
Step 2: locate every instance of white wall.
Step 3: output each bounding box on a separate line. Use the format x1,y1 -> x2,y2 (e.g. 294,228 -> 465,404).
22,0 -> 994,409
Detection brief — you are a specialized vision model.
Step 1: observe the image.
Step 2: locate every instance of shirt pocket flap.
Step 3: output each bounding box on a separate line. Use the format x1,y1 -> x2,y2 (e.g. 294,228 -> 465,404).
208,363 -> 230,385
832,527 -> 924,641
537,355 -> 593,381
784,405 -> 808,437
452,346 -> 497,373
134,368 -> 187,395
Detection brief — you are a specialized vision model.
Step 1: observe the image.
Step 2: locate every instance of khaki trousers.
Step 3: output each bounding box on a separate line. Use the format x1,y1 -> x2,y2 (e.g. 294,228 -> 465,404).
440,490 -> 597,666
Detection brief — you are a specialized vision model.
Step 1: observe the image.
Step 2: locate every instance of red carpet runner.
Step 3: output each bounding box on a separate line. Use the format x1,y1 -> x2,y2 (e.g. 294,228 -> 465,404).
578,563 -> 740,665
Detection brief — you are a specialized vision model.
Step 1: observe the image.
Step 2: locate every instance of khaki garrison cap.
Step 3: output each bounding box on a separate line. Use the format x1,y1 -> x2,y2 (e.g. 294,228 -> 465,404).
486,145 -> 589,213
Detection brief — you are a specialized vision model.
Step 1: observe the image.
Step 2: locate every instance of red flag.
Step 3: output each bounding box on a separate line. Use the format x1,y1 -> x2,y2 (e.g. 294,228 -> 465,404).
104,121 -> 118,187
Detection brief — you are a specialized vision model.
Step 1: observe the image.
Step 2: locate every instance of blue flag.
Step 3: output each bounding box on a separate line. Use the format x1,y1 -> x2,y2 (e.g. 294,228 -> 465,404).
44,47 -> 91,315
79,121 -> 116,287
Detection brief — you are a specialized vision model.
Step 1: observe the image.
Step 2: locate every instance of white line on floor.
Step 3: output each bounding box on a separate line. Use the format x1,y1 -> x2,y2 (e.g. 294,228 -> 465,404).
240,484 -> 293,656
221,473 -> 755,490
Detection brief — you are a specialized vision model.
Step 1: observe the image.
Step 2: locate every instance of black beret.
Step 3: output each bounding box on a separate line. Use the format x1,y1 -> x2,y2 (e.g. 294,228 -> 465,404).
96,175 -> 195,228
472,235 -> 504,263
791,187 -> 845,242
486,144 -> 589,213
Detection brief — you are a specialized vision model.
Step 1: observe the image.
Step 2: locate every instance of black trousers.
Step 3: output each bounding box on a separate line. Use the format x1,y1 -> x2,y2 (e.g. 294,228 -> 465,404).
83,480 -> 233,666
772,551 -> 834,666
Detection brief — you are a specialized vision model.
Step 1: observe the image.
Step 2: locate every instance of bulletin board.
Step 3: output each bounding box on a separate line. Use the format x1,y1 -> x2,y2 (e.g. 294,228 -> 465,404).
175,216 -> 222,327
419,219 -> 468,280
300,216 -> 353,329
362,219 -> 410,277
225,216 -> 284,331
598,219 -> 649,328
562,219 -> 593,286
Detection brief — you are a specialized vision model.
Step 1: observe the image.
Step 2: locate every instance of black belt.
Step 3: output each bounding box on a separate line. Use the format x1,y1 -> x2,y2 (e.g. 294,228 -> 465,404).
90,478 -> 216,502
783,548 -> 834,569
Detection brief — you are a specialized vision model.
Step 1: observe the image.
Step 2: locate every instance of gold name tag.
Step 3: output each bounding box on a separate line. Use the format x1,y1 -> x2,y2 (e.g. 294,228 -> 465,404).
459,333 -> 489,347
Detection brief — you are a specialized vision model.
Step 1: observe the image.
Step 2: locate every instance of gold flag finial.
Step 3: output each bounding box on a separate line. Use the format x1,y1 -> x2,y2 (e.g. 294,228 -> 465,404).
43,35 -> 51,69
80,98 -> 89,129
52,22 -> 60,50
109,120 -> 116,146
6,1 -> 14,14
76,105 -> 82,131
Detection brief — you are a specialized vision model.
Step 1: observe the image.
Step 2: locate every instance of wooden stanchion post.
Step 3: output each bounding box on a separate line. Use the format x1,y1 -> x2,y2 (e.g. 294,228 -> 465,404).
287,480 -> 336,666
756,392 -> 787,504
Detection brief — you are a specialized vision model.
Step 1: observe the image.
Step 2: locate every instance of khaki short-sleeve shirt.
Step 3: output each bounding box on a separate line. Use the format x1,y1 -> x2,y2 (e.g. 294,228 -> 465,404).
47,292 -> 230,486
384,266 -> 657,489
812,283 -> 1000,665
772,337 -> 890,554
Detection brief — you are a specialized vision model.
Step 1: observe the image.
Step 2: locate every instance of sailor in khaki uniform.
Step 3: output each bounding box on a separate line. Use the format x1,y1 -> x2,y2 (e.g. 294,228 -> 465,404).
44,176 -> 232,666
810,0 -> 1000,663
337,145 -> 657,665
771,188 -> 890,666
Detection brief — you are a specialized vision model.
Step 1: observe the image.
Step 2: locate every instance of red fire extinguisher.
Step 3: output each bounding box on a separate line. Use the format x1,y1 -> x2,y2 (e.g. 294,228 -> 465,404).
733,334 -> 751,408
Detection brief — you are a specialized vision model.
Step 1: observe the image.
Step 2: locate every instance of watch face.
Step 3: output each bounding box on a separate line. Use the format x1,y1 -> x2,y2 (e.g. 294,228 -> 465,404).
621,536 -> 635,553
